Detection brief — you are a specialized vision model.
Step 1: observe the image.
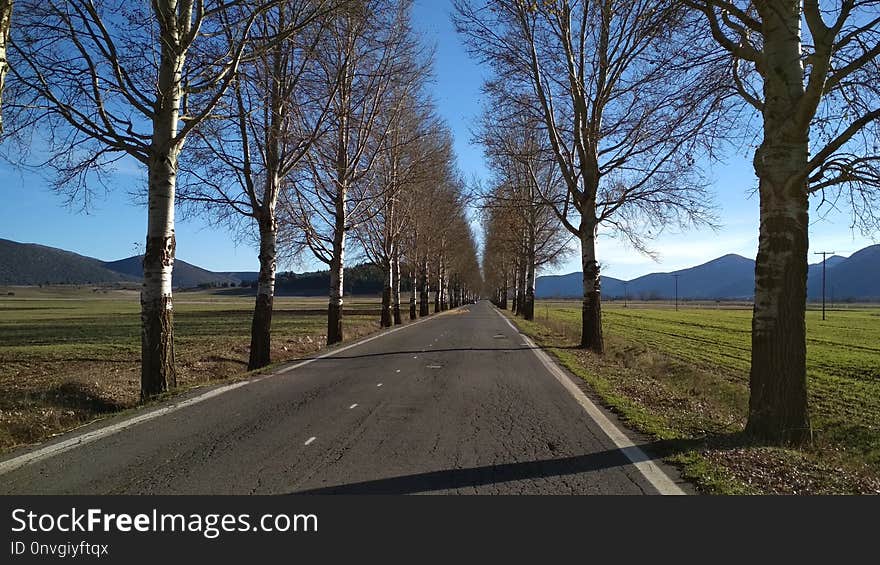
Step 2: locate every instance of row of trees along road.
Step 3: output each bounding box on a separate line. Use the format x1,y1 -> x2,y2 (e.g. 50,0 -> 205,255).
459,0 -> 880,446
1,0 -> 481,401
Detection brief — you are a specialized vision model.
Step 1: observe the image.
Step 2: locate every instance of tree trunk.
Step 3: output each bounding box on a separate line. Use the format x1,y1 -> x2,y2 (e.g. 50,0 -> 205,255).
580,217 -> 603,353
141,12 -> 183,399
327,223 -> 345,345
141,154 -> 178,399
516,258 -> 526,317
500,269 -> 508,310
419,256 -> 430,316
434,259 -> 442,313
248,218 -> 277,370
512,260 -> 520,315
524,242 -> 536,321
440,262 -> 449,311
746,3 -> 811,444
409,269 -> 417,320
380,256 -> 393,328
392,248 -> 402,325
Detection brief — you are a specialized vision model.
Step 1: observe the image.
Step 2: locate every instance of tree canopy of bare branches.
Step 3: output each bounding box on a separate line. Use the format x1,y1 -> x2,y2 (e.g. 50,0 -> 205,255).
5,0 -> 284,397
455,0 -> 726,353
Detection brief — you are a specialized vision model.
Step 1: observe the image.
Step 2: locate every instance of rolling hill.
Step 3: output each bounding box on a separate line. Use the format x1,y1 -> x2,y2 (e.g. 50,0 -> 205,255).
0,238 -> 385,293
0,239 -> 136,285
103,255 -> 238,289
1,238 -> 236,288
536,244 -> 880,301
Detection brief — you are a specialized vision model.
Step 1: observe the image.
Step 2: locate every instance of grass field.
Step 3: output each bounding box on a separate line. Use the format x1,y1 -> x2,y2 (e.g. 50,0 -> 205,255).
512,301 -> 880,494
0,286 -> 382,453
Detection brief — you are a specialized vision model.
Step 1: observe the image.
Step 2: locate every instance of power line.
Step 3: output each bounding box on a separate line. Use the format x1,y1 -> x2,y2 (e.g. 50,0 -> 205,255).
814,251 -> 835,321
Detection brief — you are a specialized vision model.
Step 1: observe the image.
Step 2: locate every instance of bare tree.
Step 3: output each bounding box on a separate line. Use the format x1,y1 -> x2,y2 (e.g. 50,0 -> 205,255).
6,0 -> 276,398
355,87 -> 433,327
284,0 -> 418,345
398,123 -> 457,318
455,0 -> 724,353
476,109 -> 572,320
689,0 -> 880,444
180,1 -> 335,370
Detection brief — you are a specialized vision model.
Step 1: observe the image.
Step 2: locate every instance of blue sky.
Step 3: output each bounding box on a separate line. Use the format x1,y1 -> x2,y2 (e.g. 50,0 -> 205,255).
0,0 -> 876,280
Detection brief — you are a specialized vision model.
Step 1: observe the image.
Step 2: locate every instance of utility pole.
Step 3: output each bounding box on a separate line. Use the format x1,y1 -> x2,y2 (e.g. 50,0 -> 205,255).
814,251 -> 835,321
673,274 -> 680,312
623,282 -> 628,308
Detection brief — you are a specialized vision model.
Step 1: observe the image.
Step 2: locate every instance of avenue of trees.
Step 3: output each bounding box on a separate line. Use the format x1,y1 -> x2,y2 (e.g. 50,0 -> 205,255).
0,0 -> 876,447
460,0 -> 880,446
1,0 -> 479,399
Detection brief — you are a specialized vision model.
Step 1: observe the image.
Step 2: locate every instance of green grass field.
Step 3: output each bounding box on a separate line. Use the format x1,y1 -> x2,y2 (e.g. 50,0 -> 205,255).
513,301 -> 880,494
0,287 -> 382,453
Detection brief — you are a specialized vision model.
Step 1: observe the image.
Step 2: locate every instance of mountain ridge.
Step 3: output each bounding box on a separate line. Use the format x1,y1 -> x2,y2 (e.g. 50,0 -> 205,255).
536,245 -> 880,301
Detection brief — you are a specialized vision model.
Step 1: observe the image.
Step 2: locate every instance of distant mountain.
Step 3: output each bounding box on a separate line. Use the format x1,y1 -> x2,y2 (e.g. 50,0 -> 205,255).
813,245 -> 880,301
536,272 -> 625,298
0,238 -> 385,293
0,238 -> 136,285
536,244 -> 880,301
220,271 -> 260,284
102,256 -> 238,289
626,254 -> 755,300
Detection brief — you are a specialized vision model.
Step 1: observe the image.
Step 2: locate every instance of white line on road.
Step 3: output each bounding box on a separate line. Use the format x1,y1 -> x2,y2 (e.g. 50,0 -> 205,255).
495,308 -> 687,496
349,404 -> 358,409
395,369 -> 401,373
377,383 -> 383,387
0,305 -> 464,477
304,437 -> 316,446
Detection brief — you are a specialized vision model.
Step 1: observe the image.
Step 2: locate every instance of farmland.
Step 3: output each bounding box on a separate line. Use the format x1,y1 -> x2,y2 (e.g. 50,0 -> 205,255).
0,287 -> 382,453
512,301 -> 880,493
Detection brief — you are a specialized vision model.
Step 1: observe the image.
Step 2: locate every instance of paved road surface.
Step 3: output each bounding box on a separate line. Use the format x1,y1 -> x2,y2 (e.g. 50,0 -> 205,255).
0,301 -> 688,494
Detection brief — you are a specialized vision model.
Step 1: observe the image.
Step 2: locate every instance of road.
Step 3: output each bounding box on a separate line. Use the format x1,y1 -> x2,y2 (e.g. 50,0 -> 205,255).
0,301 -> 688,494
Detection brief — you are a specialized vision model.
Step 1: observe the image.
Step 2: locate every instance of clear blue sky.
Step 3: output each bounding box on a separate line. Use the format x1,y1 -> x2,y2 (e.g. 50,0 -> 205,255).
0,0 -> 875,280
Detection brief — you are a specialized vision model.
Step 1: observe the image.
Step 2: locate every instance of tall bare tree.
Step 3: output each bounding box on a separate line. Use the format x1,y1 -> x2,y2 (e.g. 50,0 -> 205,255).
455,0 -> 724,353
476,109 -> 572,320
180,1 -> 335,370
7,0 -> 275,397
284,0 -> 418,344
689,0 -> 880,444
355,89 -> 433,327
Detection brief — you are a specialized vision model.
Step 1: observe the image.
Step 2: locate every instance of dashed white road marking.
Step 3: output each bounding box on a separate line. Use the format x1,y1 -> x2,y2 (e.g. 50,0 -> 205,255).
304,437 -> 316,446
349,403 -> 358,409
0,304 -> 465,477
426,365 -> 442,369
377,383 -> 383,387
395,369 -> 401,373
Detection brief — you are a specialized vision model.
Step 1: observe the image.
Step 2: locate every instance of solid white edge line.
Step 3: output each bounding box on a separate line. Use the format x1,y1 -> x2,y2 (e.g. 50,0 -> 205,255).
0,306 -> 457,476
495,308 -> 686,496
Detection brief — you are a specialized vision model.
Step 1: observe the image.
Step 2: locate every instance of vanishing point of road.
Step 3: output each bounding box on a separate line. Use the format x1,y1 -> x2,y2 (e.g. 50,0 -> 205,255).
0,301 -> 689,495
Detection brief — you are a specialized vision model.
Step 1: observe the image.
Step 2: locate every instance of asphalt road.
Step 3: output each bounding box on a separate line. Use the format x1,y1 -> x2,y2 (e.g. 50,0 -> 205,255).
0,301 -> 688,494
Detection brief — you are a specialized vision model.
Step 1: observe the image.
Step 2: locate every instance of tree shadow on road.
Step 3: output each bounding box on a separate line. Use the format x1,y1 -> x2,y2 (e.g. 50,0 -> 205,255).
286,434 -> 750,495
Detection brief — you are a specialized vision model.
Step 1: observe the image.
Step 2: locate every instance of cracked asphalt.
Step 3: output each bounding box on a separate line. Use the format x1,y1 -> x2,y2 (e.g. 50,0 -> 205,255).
0,301 -> 684,494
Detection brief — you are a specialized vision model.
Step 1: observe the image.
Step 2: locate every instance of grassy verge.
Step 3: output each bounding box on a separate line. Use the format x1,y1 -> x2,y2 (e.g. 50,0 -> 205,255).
506,302 -> 880,494
0,288 -> 385,454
